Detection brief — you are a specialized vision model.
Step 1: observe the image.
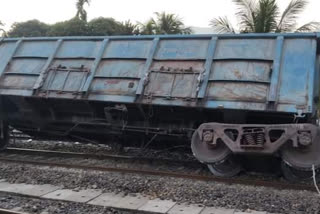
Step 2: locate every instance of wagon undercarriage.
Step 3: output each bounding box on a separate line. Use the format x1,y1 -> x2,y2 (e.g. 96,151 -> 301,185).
191,122 -> 320,179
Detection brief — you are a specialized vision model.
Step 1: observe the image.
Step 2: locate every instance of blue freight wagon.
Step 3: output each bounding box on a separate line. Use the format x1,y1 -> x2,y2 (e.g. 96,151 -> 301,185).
0,33 -> 319,180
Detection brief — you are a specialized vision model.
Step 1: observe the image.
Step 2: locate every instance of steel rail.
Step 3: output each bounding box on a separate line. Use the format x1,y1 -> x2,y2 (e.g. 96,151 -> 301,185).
0,148 -> 317,193
0,208 -> 28,214
4,147 -> 199,166
10,135 -> 31,140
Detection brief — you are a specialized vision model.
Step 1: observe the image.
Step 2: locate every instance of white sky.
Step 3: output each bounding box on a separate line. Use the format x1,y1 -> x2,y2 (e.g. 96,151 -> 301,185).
0,0 -> 320,31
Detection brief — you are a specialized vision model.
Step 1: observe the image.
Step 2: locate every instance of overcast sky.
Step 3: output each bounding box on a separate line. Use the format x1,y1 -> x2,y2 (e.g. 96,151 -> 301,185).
1,0 -> 320,31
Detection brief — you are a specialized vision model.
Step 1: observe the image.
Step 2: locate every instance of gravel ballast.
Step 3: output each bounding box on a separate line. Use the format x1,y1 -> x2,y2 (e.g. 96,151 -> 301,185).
0,162 -> 319,214
9,138 -> 195,161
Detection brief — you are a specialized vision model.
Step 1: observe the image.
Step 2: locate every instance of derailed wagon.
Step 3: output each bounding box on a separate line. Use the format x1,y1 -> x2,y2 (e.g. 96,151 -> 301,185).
0,33 -> 319,180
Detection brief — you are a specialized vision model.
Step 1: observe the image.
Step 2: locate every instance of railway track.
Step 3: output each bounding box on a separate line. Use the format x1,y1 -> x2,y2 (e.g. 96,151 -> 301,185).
10,131 -> 32,141
0,208 -> 27,214
0,147 -> 318,193
4,147 -> 199,166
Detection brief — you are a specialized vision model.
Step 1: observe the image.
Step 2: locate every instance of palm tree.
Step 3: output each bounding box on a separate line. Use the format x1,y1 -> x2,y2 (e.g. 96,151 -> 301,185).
0,21 -> 6,38
138,19 -> 157,35
210,0 -> 320,33
120,20 -> 140,35
76,0 -> 90,22
139,12 -> 192,35
154,12 -> 192,34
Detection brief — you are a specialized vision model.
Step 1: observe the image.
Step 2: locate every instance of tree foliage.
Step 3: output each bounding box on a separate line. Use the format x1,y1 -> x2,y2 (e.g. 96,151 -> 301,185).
8,17 -> 139,37
119,20 -> 140,35
0,21 -> 6,37
139,19 -> 157,35
6,1 -> 190,37
48,18 -> 88,36
210,17 -> 236,34
210,0 -> 320,33
139,12 -> 192,35
8,20 -> 50,37
155,12 -> 192,34
87,17 -> 127,36
76,0 -> 90,22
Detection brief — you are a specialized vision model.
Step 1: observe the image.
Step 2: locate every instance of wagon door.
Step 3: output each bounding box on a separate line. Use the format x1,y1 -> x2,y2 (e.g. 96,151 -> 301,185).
142,39 -> 209,104
144,61 -> 202,101
36,40 -> 101,98
39,62 -> 90,97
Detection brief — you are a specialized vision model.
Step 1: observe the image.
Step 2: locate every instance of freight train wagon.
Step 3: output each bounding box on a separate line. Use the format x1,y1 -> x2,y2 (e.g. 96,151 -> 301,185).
0,33 -> 319,180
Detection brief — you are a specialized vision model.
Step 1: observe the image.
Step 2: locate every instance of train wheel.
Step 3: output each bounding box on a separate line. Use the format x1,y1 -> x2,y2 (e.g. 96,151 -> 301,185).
0,121 -> 9,151
281,131 -> 320,177
281,129 -> 320,181
191,128 -> 242,177
207,156 -> 242,177
191,129 -> 231,163
281,161 -> 319,182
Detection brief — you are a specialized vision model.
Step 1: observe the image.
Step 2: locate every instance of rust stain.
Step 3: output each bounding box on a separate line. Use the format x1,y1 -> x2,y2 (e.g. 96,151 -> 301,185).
151,61 -> 204,72
233,69 -> 242,79
105,80 -> 120,84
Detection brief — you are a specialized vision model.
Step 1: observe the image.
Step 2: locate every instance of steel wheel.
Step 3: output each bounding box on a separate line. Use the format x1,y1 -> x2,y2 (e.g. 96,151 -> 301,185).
282,130 -> 320,170
281,161 -> 319,182
207,156 -> 242,177
191,130 -> 231,163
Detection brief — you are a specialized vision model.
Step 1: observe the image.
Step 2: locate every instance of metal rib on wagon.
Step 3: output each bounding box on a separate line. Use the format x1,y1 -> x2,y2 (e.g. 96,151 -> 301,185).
0,33 -> 319,180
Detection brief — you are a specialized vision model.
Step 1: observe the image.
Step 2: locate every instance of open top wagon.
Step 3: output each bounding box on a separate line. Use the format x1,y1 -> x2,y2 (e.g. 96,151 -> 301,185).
0,33 -> 319,180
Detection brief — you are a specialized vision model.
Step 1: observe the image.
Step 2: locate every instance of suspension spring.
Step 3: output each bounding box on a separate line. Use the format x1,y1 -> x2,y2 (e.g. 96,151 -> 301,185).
256,133 -> 265,145
244,133 -> 255,145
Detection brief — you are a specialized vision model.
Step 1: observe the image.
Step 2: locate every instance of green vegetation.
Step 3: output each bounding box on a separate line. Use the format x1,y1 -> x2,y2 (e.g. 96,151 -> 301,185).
7,17 -> 140,37
0,21 -> 5,37
47,18 -> 88,36
3,0 -> 191,37
119,20 -> 140,35
5,11 -> 190,37
87,18 -> 138,36
210,0 -> 320,33
8,20 -> 50,37
139,12 -> 192,35
76,0 -> 90,22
